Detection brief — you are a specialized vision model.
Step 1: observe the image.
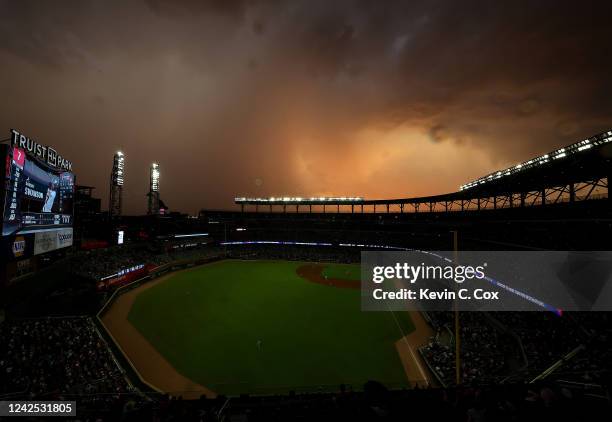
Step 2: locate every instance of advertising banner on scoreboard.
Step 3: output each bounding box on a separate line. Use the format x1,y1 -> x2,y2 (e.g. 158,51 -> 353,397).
33,228 -> 73,255
2,144 -> 74,237
2,232 -> 34,261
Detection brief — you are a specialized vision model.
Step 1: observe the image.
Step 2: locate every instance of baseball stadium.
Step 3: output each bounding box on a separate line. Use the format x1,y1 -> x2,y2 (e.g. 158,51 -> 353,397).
2,126 -> 611,420
2,2 -> 612,421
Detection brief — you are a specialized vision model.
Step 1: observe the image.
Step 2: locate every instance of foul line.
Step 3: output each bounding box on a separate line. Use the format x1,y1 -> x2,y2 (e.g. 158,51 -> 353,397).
385,301 -> 429,385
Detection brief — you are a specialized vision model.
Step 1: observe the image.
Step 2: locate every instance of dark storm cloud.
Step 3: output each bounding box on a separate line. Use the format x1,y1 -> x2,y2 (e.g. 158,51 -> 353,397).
145,0 -> 249,20
0,0 -> 611,213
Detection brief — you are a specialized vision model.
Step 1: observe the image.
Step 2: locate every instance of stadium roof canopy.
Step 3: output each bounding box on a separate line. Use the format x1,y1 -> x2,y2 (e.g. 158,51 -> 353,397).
234,196 -> 364,204
460,130 -> 612,191
235,130 -> 612,210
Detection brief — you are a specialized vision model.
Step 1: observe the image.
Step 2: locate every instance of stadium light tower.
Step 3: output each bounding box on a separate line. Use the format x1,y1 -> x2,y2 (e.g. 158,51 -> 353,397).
147,162 -> 160,215
109,151 -> 124,217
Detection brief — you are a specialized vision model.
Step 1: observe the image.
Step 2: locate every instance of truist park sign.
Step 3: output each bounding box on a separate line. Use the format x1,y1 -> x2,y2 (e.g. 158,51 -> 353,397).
10,129 -> 73,171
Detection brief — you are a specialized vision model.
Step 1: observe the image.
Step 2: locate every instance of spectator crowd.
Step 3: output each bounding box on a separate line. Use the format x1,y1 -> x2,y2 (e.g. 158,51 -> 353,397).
420,310 -> 612,388
0,317 -> 130,398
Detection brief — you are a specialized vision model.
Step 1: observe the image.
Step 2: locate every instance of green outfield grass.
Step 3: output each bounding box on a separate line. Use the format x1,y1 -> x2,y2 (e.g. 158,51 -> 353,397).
127,260 -> 414,395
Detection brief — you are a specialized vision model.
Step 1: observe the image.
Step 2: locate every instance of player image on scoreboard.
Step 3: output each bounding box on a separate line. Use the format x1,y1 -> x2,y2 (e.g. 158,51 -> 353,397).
42,180 -> 59,213
23,163 -> 61,214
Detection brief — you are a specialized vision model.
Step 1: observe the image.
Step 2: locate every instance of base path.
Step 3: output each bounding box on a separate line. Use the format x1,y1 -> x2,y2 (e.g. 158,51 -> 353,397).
101,273 -> 216,399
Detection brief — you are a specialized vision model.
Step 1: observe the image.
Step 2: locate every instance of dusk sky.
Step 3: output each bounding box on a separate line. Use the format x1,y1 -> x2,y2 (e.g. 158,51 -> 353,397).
1,0 -> 611,214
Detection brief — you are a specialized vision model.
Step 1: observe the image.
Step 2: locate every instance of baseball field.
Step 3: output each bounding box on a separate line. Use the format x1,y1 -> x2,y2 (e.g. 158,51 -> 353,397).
105,260 -> 419,396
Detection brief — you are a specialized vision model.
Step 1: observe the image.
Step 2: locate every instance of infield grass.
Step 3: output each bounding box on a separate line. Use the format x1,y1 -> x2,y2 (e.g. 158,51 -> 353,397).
128,260 -> 414,395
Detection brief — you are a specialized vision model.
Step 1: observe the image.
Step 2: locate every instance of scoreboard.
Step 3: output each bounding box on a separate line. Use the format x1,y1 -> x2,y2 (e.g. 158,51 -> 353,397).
1,131 -> 75,263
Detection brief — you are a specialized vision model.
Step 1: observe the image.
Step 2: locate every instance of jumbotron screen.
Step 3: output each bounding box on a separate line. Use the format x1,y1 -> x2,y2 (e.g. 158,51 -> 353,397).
2,144 -> 74,237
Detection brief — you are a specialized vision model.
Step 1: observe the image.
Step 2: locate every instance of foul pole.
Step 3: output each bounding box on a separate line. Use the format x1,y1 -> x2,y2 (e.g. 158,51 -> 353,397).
452,230 -> 461,386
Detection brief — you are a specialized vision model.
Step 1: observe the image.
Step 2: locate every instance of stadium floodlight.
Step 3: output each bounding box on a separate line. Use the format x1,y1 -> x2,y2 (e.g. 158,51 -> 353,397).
151,163 -> 160,192
234,196 -> 365,204
111,152 -> 125,186
459,129 -> 611,191
148,162 -> 161,215
174,233 -> 209,238
110,151 -> 125,217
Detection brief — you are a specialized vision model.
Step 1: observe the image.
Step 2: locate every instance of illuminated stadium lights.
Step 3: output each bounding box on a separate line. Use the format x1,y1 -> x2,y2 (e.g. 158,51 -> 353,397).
552,148 -> 566,160
148,162 -> 161,215
460,129 -> 612,191
151,163 -> 160,192
113,152 -> 125,186
99,264 -> 145,281
234,196 -> 364,203
219,240 -> 333,246
339,243 -> 410,250
109,151 -> 125,217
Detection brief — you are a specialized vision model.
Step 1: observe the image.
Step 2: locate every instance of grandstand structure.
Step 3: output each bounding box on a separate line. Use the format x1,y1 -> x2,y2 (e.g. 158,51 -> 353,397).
235,130 -> 612,214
